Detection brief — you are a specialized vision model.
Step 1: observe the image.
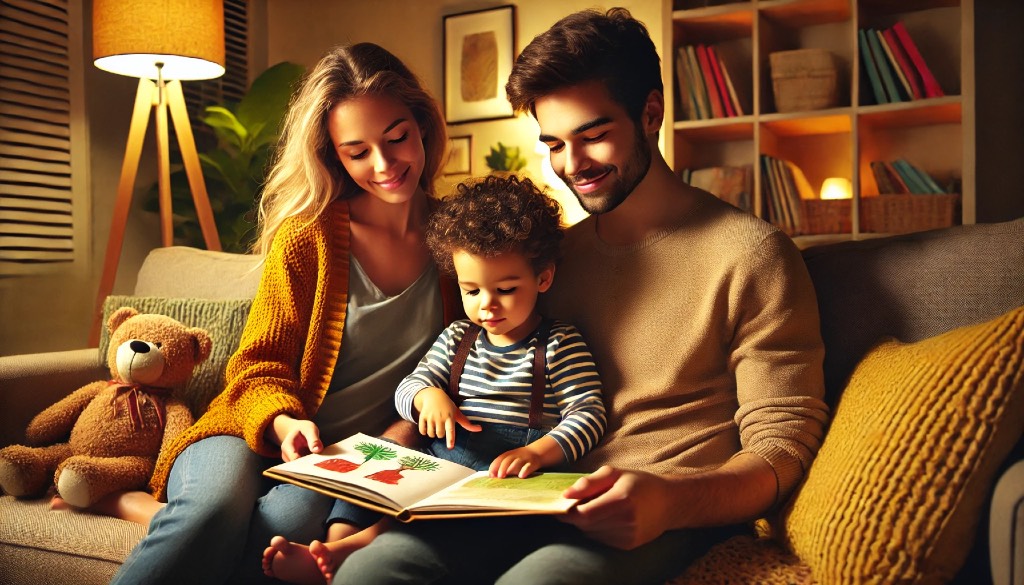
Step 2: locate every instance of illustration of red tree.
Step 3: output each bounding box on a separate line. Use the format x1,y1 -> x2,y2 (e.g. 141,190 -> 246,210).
366,455 -> 440,485
315,442 -> 397,474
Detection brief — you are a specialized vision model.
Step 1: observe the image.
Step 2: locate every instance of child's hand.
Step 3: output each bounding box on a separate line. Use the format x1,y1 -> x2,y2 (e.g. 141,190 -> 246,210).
490,436 -> 565,478
414,387 -> 482,448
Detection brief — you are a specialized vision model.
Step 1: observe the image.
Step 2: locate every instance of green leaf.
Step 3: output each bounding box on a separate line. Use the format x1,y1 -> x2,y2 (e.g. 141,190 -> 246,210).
237,62 -> 305,137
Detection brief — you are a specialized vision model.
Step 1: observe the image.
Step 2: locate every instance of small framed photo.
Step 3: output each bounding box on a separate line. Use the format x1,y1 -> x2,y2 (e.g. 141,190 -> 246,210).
443,5 -> 516,124
443,135 -> 472,176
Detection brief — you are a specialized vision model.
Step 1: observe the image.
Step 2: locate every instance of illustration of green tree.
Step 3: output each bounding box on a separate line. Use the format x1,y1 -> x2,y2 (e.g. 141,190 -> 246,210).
366,455 -> 441,485
314,442 -> 397,473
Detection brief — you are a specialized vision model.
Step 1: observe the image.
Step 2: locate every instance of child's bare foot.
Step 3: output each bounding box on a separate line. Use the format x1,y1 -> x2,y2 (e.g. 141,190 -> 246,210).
262,535 -> 325,585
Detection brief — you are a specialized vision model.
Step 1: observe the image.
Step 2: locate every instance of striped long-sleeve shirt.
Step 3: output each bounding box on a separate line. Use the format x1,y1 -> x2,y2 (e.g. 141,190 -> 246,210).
395,319 -> 606,463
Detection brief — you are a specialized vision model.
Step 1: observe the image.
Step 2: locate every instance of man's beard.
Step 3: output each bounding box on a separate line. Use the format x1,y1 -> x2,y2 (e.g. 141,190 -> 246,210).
560,129 -> 652,215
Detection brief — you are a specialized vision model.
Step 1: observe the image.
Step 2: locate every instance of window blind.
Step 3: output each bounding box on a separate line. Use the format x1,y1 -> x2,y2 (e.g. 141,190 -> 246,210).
0,0 -> 73,270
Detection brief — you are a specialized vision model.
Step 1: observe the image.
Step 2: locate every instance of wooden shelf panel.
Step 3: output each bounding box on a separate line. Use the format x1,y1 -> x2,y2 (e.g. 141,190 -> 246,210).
673,118 -> 755,142
857,97 -> 961,128
758,0 -> 851,27
760,111 -> 853,136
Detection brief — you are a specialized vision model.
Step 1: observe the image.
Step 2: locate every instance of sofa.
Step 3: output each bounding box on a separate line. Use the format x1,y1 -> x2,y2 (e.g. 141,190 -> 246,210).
1,218 -> 1022,585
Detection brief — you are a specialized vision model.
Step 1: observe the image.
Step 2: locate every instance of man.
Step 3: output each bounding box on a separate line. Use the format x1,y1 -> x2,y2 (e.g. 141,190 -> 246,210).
334,8 -> 828,584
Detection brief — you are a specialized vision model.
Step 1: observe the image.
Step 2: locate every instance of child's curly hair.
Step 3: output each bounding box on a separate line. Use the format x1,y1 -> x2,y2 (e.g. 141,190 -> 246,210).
427,174 -> 564,277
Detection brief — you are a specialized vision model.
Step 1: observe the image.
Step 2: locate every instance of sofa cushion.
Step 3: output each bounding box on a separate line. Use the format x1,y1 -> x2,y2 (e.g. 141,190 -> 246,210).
0,495 -> 144,584
99,295 -> 251,416
802,217 -> 1024,406
781,304 -> 1024,584
134,246 -> 263,300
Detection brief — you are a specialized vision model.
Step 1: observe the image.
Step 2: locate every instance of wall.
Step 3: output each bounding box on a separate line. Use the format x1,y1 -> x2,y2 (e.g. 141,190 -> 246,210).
0,0 -> 162,355
264,0 -> 667,225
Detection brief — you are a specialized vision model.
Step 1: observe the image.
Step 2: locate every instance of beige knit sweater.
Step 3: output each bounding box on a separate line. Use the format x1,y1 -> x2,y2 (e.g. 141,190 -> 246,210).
545,190 -> 828,501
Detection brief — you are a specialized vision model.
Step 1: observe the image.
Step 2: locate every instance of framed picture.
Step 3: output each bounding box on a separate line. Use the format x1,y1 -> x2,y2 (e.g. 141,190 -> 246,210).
443,5 -> 516,124
443,135 -> 472,176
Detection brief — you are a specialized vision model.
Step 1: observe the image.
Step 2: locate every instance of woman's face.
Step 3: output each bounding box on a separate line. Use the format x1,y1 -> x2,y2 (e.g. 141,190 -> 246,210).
328,94 -> 426,204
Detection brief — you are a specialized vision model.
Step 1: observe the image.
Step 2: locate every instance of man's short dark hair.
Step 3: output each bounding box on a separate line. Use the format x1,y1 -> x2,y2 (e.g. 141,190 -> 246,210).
426,174 -> 563,277
505,7 -> 662,122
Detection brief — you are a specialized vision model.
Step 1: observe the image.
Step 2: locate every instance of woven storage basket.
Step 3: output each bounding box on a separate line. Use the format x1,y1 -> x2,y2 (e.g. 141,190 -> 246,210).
802,199 -> 851,235
860,193 -> 960,234
770,48 -> 838,112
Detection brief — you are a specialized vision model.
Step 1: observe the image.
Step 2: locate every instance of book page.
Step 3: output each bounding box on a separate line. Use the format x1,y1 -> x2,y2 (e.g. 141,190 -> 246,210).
409,471 -> 585,515
267,433 -> 476,510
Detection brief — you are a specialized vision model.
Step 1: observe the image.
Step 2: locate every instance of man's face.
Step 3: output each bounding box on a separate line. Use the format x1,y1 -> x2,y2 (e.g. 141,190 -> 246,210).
534,80 -> 651,215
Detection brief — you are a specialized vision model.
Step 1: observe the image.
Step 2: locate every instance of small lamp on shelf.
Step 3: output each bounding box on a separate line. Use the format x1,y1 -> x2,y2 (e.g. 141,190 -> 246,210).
90,0 -> 226,345
820,177 -> 852,200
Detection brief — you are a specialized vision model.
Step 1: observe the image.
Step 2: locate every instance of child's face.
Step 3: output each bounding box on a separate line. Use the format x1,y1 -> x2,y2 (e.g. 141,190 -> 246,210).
453,249 -> 554,347
328,94 -> 426,205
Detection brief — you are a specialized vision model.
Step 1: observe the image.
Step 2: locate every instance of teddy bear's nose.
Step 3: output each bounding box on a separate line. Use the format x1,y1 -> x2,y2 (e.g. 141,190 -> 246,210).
129,340 -> 150,354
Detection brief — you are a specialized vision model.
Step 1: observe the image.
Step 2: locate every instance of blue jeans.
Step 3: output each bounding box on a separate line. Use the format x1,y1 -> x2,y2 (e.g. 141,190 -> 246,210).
327,424 -> 549,528
110,435 -> 335,585
332,516 -> 743,585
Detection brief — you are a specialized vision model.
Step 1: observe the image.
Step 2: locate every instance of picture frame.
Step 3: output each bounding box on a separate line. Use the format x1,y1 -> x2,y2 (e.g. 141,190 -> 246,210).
443,135 -> 472,176
443,5 -> 516,124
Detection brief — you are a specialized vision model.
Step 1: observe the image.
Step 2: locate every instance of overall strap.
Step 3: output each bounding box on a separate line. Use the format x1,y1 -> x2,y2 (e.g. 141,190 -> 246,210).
528,319 -> 553,429
447,319 -> 553,429
447,324 -> 481,406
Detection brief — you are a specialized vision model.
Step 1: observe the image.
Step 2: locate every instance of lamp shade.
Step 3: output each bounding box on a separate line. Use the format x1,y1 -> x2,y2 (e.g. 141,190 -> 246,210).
93,0 -> 225,81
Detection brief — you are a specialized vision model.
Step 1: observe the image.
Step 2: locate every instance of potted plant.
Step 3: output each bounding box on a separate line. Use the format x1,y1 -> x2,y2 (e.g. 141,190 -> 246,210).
144,62 -> 305,252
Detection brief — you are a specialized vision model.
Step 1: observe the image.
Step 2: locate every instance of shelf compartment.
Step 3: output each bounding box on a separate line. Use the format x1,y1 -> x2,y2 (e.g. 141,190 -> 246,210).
857,96 -> 961,128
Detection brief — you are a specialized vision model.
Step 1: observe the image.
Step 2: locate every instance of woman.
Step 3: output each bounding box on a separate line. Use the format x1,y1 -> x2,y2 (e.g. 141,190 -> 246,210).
109,42 -> 461,585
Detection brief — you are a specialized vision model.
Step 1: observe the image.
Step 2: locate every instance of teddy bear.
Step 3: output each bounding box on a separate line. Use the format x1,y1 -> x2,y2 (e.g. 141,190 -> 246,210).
0,307 -> 212,508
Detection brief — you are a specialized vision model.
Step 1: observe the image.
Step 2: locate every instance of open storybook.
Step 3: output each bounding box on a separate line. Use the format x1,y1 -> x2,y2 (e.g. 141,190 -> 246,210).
263,433 -> 586,522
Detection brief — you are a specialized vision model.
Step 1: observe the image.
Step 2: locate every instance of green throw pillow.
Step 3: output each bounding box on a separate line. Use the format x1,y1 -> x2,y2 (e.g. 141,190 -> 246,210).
99,295 -> 252,416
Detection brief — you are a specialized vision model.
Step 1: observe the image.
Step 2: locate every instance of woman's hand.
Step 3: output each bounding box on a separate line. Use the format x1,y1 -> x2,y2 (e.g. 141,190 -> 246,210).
413,387 -> 481,448
271,414 -> 323,462
560,465 -> 674,550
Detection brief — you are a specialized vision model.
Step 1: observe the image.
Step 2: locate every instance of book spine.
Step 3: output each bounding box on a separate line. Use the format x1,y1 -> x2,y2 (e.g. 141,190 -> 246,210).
696,44 -> 725,118
870,160 -> 898,194
707,46 -> 736,117
866,28 -> 903,103
717,52 -> 744,116
892,21 -> 944,98
881,27 -> 923,100
686,45 -> 710,119
891,159 -> 929,194
675,47 -> 696,121
876,29 -> 912,101
858,28 -> 888,105
897,159 -> 944,194
882,161 -> 911,194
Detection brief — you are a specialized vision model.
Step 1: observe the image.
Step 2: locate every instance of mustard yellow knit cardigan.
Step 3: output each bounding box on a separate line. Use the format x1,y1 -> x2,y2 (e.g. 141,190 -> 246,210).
149,199 -> 461,500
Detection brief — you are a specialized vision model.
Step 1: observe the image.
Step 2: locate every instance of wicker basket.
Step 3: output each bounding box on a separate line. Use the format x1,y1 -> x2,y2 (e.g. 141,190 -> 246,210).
770,48 -> 838,112
860,193 -> 960,234
802,199 -> 851,234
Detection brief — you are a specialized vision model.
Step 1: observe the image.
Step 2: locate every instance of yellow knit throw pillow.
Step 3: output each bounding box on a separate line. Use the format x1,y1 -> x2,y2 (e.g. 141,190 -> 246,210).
782,304 -> 1024,584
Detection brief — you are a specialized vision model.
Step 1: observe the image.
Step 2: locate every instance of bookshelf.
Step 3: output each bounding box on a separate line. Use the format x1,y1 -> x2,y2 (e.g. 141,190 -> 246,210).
666,0 -> 974,245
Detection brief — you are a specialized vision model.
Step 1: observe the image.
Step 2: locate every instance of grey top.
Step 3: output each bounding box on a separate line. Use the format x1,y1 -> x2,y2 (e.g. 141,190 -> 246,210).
314,255 -> 442,444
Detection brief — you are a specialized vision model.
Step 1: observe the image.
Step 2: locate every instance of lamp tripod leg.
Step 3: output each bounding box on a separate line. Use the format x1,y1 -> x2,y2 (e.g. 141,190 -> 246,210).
166,80 -> 222,252
89,78 -> 157,346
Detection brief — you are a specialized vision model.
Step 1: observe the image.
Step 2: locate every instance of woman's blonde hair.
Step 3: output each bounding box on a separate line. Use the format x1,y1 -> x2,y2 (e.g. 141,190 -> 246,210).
254,43 -> 447,255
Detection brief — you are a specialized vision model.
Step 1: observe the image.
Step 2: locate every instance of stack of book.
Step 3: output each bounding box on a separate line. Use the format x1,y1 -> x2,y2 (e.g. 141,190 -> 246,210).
759,155 -> 815,236
859,21 -> 944,105
869,159 -> 947,195
675,44 -> 744,120
683,165 -> 753,212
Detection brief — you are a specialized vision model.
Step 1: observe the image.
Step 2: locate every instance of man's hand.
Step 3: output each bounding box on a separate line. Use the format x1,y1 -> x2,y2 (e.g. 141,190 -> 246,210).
560,466 -> 673,550
413,387 -> 481,448
271,414 -> 323,462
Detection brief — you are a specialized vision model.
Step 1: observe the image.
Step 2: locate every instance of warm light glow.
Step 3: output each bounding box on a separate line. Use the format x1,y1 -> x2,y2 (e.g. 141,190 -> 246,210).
820,177 -> 852,200
535,141 -> 588,226
93,0 -> 225,80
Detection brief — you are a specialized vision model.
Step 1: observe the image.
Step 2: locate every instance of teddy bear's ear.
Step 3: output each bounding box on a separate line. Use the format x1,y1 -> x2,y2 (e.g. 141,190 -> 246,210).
107,307 -> 139,334
189,328 -> 213,364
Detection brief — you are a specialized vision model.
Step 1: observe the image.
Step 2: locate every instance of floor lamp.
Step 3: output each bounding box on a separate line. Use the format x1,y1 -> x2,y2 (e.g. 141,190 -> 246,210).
89,0 -> 226,345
